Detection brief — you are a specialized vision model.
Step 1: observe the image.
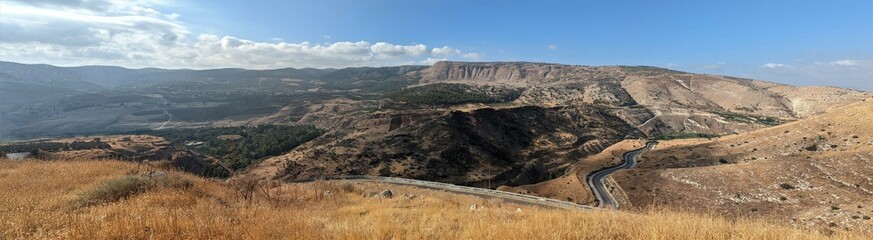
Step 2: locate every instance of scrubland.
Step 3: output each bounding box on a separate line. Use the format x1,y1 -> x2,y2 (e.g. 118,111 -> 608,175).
1,158 -> 865,239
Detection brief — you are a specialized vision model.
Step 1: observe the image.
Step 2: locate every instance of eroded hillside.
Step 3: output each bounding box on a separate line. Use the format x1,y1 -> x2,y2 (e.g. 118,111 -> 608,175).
250,105 -> 640,187
413,61 -> 870,136
612,98 -> 873,234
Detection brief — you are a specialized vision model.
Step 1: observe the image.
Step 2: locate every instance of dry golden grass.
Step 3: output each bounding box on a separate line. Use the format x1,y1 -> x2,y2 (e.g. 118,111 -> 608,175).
0,158 -> 864,239
612,98 -> 873,235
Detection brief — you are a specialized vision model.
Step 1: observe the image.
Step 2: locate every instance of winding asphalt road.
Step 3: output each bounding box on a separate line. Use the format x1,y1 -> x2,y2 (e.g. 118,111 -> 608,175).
586,141 -> 656,208
288,142 -> 655,210
296,175 -> 597,211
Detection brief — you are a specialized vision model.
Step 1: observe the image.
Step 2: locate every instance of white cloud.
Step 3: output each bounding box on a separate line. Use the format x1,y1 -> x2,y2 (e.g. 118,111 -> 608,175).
0,0 -> 479,69
431,46 -> 461,56
829,59 -> 858,66
761,63 -> 786,69
370,42 -> 428,57
547,44 -> 558,50
423,58 -> 449,65
430,46 -> 480,60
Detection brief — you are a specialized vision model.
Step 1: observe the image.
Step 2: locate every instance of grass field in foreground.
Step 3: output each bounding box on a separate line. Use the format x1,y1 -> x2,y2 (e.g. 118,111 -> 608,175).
1,158 -> 866,240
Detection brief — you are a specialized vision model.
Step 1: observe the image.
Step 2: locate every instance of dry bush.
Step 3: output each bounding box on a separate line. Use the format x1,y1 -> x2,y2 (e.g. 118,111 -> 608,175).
74,170 -> 195,207
74,175 -> 154,207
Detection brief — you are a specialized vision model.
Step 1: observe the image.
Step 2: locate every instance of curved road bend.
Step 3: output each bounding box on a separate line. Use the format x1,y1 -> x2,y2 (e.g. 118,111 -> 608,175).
294,175 -> 597,211
586,141 -> 656,209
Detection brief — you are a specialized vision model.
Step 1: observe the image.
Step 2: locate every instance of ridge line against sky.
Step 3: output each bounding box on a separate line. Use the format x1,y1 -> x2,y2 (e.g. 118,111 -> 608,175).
0,0 -> 871,90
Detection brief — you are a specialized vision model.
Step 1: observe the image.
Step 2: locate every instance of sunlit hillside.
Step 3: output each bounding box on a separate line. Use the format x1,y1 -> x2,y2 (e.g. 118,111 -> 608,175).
615,98 -> 873,234
1,158 -> 867,240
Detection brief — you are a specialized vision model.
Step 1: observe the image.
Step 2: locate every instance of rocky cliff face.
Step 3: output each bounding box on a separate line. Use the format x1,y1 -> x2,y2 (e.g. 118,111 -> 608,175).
418,61 -> 618,84
411,61 -> 870,135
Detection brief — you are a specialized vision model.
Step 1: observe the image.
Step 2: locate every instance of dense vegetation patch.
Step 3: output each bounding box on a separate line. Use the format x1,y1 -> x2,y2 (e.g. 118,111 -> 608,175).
714,111 -> 784,126
387,83 -> 523,105
652,131 -> 719,140
152,125 -> 324,170
0,139 -> 109,154
167,103 -> 281,122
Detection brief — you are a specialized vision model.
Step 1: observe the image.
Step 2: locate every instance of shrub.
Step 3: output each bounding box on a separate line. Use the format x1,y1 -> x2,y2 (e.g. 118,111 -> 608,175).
75,174 -> 194,207
779,183 -> 795,190
652,131 -> 718,140
76,175 -> 154,206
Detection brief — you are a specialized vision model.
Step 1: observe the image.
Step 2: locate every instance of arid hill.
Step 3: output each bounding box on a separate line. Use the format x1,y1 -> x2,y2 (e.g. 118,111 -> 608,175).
611,98 -> 873,235
241,62 -> 866,190
251,105 -> 640,187
413,61 -> 870,135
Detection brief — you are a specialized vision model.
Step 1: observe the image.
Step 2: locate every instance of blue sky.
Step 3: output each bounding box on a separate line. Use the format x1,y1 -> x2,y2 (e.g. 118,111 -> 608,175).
1,0 -> 871,90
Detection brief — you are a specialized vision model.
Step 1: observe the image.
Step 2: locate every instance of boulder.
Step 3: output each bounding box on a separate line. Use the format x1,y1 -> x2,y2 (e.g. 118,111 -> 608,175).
378,189 -> 394,198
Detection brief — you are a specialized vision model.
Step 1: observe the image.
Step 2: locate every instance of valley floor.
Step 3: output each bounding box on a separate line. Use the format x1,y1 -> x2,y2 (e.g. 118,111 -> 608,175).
1,158 -> 867,239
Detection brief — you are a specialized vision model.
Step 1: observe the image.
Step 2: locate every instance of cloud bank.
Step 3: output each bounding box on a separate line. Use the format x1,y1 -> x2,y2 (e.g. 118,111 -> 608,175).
0,0 -> 480,69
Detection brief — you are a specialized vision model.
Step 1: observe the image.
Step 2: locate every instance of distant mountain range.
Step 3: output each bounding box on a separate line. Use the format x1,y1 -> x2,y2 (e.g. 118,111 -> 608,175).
1,61 -> 868,140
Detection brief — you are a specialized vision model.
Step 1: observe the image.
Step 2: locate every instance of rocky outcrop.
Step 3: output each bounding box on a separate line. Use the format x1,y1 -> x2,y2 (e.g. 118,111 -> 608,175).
413,62 -> 871,133
418,61 -> 616,84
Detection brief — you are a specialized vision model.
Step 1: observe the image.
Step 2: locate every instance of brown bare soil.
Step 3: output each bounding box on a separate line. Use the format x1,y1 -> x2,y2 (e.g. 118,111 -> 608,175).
612,98 -> 873,235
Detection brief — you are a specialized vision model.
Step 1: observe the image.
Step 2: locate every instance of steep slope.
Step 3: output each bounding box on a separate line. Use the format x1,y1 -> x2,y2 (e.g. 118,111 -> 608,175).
250,105 -> 641,188
412,61 -> 870,135
612,98 -> 873,234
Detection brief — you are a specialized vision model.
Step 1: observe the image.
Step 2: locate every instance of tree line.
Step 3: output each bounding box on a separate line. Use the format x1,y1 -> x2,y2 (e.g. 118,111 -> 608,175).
152,125 -> 324,170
